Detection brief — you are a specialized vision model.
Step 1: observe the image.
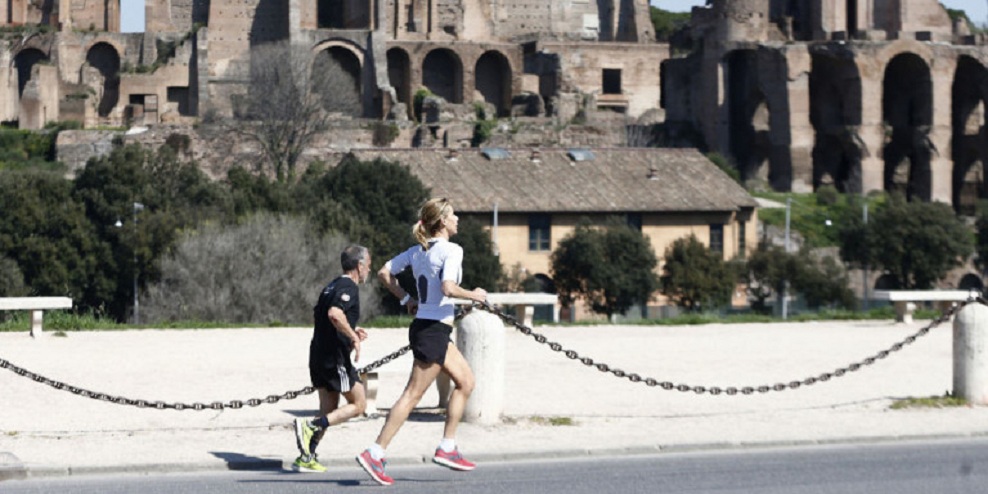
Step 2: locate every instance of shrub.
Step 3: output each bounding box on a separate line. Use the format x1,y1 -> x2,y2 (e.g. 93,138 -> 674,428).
142,213 -> 381,325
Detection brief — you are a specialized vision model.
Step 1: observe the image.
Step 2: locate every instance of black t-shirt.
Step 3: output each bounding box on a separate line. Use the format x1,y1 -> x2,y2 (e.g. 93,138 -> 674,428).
311,276 -> 360,357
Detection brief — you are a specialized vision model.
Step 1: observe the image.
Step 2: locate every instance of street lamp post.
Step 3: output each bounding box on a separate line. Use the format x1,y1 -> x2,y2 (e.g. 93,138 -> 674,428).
782,197 -> 791,320
132,202 -> 144,325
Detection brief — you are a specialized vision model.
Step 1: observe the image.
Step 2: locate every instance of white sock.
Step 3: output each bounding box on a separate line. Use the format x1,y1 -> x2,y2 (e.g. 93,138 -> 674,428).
368,443 -> 386,461
438,438 -> 456,453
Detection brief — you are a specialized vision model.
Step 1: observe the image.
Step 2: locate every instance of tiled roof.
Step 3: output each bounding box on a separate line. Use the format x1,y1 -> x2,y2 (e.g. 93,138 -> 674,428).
337,147 -> 758,213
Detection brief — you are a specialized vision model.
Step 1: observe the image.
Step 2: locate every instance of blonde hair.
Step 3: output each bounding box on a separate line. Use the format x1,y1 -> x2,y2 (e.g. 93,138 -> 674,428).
413,198 -> 453,249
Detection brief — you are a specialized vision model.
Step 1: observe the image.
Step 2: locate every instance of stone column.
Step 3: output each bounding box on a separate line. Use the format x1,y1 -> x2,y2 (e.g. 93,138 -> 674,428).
929,52 -> 956,203
857,57 -> 885,194
455,309 -> 505,425
784,45 -> 814,192
954,303 -> 988,405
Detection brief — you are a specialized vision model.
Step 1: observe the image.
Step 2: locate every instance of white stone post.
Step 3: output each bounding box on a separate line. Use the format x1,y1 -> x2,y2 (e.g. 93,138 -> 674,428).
455,309 -> 505,424
953,303 -> 988,404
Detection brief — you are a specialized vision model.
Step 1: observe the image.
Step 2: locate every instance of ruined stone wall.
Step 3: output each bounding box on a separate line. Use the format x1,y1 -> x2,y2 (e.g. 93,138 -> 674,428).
66,0 -> 119,32
1,0 -> 51,27
204,0 -> 289,116
495,0 -> 578,40
543,41 -> 664,118
146,0 -> 210,33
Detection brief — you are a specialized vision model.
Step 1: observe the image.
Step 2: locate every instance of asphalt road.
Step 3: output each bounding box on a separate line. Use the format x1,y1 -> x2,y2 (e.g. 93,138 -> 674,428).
4,438 -> 987,494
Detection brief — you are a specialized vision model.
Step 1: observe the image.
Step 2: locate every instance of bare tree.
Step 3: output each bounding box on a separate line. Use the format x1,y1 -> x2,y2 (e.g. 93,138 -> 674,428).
235,41 -> 361,182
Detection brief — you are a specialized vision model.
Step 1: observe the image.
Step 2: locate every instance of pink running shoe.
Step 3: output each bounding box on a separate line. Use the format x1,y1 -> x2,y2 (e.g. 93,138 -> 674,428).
432,447 -> 476,471
356,450 -> 394,486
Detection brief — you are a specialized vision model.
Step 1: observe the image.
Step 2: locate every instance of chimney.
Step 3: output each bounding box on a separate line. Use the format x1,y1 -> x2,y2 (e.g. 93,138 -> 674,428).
530,148 -> 541,163
447,148 -> 459,162
647,167 -> 658,180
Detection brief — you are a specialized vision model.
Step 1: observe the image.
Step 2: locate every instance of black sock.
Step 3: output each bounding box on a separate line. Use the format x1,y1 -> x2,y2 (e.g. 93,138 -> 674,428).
313,417 -> 330,428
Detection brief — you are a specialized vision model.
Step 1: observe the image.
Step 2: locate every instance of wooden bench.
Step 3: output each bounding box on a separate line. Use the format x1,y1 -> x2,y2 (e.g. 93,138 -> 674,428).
0,297 -> 73,337
453,292 -> 558,327
871,290 -> 979,323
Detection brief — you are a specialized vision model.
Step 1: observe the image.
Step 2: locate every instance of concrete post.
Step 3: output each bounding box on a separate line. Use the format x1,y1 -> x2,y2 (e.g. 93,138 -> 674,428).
455,309 -> 505,424
953,303 -> 988,404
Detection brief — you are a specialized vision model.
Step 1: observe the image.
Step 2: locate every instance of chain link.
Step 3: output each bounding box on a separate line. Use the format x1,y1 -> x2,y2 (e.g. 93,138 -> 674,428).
0,344 -> 411,411
473,297 -> 982,395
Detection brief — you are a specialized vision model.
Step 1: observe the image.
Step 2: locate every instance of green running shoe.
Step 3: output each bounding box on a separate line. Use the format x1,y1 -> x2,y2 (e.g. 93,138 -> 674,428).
293,418 -> 318,456
292,454 -> 327,473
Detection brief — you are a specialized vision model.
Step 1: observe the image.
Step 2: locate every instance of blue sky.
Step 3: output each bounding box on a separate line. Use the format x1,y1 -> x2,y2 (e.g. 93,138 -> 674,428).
118,1 -> 988,33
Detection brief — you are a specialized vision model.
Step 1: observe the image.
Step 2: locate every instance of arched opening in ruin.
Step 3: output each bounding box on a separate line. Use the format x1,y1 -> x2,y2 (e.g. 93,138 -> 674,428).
318,0 -> 371,29
250,0 -> 289,47
387,48 -> 412,119
596,0 -> 614,41
959,273 -> 984,291
422,49 -> 463,104
874,273 -> 900,290
13,48 -> 48,98
882,53 -> 933,201
951,56 -> 988,215
725,49 -> 774,187
85,42 -> 121,118
313,46 -> 362,116
475,51 -> 512,117
809,51 -> 863,193
616,0 -> 638,41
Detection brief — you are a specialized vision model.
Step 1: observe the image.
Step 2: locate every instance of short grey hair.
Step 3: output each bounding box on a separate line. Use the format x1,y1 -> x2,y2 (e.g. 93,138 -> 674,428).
341,244 -> 369,271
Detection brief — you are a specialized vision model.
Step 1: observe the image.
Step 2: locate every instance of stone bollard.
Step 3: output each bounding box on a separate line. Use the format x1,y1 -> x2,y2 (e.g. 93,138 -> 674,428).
455,309 -> 505,424
953,303 -> 988,404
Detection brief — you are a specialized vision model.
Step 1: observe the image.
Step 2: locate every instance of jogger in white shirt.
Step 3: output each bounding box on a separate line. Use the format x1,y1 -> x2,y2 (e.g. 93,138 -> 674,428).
357,198 -> 488,486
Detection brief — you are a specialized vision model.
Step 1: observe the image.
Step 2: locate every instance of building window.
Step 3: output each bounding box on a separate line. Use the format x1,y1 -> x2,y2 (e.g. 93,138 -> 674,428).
709,224 -> 724,256
626,213 -> 642,231
529,214 -> 551,251
737,221 -> 746,259
603,69 -> 622,94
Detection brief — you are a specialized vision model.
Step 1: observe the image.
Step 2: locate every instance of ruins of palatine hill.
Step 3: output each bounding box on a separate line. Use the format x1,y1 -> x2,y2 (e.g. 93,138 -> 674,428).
5,1 -> 988,214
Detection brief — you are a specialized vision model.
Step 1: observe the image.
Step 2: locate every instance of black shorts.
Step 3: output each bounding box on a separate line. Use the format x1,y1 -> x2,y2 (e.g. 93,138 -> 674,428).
309,347 -> 362,393
408,319 -> 453,365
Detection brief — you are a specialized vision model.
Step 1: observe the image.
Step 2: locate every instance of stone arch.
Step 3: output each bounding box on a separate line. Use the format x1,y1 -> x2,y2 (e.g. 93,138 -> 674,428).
951,56 -> 988,215
725,49 -> 772,186
86,42 -> 122,118
475,50 -> 512,117
882,52 -> 933,201
810,50 -> 863,194
422,48 -> 463,104
959,273 -> 984,292
313,44 -> 363,117
387,48 -> 412,118
874,273 -> 900,290
12,48 -> 48,98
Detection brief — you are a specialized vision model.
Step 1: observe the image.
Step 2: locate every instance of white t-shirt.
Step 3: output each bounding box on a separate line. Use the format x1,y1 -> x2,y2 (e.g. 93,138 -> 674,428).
389,238 -> 463,322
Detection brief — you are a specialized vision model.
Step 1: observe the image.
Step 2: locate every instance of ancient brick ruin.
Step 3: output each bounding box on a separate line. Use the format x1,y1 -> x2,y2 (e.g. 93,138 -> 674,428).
4,1 -> 988,213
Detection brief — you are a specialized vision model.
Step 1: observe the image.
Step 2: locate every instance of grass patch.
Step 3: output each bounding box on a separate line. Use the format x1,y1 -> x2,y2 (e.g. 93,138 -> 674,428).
890,394 -> 969,410
0,310 -> 296,332
363,315 -> 414,328
528,416 -> 575,426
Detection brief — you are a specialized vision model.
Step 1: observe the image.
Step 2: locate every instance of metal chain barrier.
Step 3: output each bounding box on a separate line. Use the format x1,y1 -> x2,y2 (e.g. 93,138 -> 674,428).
473,297 -> 985,395
3,297 -> 984,406
0,344 -> 410,411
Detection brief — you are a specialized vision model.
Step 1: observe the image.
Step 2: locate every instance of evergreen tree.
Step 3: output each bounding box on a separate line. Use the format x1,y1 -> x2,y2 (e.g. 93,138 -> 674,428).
839,194 -> 973,289
552,223 -> 659,318
660,234 -> 734,311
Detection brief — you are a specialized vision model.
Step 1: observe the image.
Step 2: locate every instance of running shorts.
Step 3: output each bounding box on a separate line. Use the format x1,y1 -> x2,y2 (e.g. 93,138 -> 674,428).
408,319 -> 453,365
